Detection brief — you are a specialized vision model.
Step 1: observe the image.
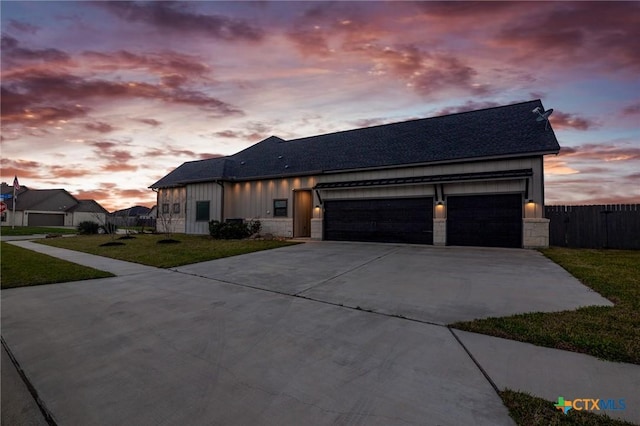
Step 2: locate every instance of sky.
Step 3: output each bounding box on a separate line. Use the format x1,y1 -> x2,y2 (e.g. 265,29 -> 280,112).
1,1 -> 639,211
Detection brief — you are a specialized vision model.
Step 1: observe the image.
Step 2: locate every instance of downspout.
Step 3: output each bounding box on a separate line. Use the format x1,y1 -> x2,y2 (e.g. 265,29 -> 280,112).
151,188 -> 159,230
216,181 -> 225,222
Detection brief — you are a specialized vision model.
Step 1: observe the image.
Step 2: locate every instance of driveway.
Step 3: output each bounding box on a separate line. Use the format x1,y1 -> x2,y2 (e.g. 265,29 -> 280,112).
175,241 -> 611,324
2,242 -> 616,425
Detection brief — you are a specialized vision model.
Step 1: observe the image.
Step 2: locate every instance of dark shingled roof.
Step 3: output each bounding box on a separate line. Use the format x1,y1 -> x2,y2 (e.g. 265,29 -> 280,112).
151,100 -> 560,188
70,199 -> 109,214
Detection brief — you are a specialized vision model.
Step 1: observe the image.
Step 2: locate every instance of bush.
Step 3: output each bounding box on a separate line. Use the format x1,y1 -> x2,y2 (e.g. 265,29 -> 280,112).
77,221 -> 100,235
100,222 -> 118,234
247,220 -> 261,235
209,219 -> 261,239
209,220 -> 224,238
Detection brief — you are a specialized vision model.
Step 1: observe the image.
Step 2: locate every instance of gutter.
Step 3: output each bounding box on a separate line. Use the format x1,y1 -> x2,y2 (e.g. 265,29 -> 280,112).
216,180 -> 225,222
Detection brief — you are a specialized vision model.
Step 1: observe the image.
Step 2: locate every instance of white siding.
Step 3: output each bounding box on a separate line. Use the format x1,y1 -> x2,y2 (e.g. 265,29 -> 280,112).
186,183 -> 223,234
177,155 -> 547,239
317,156 -> 546,219
157,187 -> 187,234
226,176 -> 317,219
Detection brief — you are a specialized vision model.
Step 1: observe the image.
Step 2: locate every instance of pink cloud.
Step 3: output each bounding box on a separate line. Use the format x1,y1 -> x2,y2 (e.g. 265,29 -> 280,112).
135,118 -> 162,127
85,121 -> 115,133
622,102 -> 640,116
7,19 -> 41,34
557,143 -> 640,162
549,111 -> 595,131
99,2 -> 264,42
82,50 -> 211,82
495,2 -> 640,71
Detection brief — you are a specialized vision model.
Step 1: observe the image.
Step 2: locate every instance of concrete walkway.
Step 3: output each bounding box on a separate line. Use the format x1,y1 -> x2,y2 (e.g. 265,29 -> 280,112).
2,241 -> 638,425
7,240 -> 159,276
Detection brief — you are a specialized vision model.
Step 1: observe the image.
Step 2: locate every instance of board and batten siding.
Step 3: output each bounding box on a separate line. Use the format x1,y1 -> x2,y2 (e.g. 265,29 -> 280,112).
156,187 -> 187,234
317,156 -> 545,218
225,176 -> 318,219
186,183 -> 223,235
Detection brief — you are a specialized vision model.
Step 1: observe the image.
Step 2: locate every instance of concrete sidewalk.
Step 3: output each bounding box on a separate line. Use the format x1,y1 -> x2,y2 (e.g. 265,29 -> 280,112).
2,241 -> 638,425
453,330 -> 640,424
1,343 -> 48,426
6,240 -> 160,276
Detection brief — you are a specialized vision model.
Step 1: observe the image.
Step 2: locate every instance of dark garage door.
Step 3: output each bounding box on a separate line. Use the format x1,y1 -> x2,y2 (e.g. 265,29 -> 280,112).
447,194 -> 522,248
28,213 -> 64,226
324,198 -> 433,244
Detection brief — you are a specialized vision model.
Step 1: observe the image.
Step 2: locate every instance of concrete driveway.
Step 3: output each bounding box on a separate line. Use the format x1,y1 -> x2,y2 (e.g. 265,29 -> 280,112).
2,241 -> 616,425
176,241 -> 611,324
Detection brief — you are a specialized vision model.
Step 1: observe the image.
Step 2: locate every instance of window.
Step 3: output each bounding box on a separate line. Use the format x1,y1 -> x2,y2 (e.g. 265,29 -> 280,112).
196,201 -> 210,221
1,212 -> 6,222
273,199 -> 288,217
162,203 -> 170,214
172,203 -> 180,214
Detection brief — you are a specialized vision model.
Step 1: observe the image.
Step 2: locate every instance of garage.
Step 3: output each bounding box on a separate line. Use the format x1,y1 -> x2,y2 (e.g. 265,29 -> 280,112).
447,194 -> 522,248
28,213 -> 65,226
324,197 -> 433,244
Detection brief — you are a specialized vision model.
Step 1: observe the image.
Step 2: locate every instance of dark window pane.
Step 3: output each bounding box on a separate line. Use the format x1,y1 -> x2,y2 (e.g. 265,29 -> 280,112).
274,199 -> 288,217
196,201 -> 210,221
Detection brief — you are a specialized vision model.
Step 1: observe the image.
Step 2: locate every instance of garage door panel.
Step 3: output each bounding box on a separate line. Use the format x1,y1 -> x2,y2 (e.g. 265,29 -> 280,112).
28,213 -> 65,226
447,194 -> 522,248
324,198 -> 433,244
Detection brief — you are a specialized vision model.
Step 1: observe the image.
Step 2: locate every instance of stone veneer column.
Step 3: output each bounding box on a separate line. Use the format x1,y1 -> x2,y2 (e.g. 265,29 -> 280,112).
523,218 -> 550,248
311,218 -> 323,240
433,218 -> 446,246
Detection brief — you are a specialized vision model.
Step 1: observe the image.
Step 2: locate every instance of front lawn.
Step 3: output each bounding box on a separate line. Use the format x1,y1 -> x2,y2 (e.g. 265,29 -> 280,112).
1,242 -> 114,289
37,234 -> 298,268
0,226 -> 77,236
452,248 -> 640,365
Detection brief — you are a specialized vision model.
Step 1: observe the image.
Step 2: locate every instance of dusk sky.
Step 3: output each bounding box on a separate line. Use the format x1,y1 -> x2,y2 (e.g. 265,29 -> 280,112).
1,1 -> 639,211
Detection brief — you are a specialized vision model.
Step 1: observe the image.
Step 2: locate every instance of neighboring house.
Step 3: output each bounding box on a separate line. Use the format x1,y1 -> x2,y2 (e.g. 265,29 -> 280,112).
110,205 -> 153,227
150,100 -> 561,248
0,184 -> 108,227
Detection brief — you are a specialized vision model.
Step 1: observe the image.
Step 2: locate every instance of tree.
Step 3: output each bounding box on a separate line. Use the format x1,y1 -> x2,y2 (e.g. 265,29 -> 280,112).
157,190 -> 178,240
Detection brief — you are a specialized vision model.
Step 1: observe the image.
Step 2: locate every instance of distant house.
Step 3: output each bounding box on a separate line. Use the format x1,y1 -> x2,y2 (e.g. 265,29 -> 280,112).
0,184 -> 108,227
109,205 -> 154,227
151,100 -> 560,248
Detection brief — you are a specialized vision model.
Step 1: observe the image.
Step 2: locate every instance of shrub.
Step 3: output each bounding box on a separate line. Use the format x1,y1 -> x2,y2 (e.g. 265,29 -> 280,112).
77,221 -> 100,235
209,220 -> 224,238
209,219 -> 261,239
247,220 -> 261,235
100,222 -> 118,234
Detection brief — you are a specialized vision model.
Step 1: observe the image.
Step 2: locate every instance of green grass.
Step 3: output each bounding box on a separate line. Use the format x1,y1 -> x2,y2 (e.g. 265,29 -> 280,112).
1,242 -> 114,289
501,390 -> 635,426
37,234 -> 298,268
0,226 -> 77,236
452,248 -> 640,364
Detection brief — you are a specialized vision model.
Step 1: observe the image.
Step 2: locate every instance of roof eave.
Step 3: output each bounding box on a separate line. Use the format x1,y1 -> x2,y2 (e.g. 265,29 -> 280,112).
321,150 -> 560,175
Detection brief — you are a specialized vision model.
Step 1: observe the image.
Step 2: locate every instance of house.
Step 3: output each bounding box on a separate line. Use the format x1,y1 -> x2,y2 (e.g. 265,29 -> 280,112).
0,184 -> 108,227
109,205 -> 153,227
150,100 -> 561,248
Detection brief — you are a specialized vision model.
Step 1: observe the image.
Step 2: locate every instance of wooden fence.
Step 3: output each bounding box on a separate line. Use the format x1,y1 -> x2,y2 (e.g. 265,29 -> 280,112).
545,204 -> 640,249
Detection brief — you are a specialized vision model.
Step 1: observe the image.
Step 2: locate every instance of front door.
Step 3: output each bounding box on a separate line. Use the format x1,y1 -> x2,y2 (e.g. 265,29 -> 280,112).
294,190 -> 313,237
